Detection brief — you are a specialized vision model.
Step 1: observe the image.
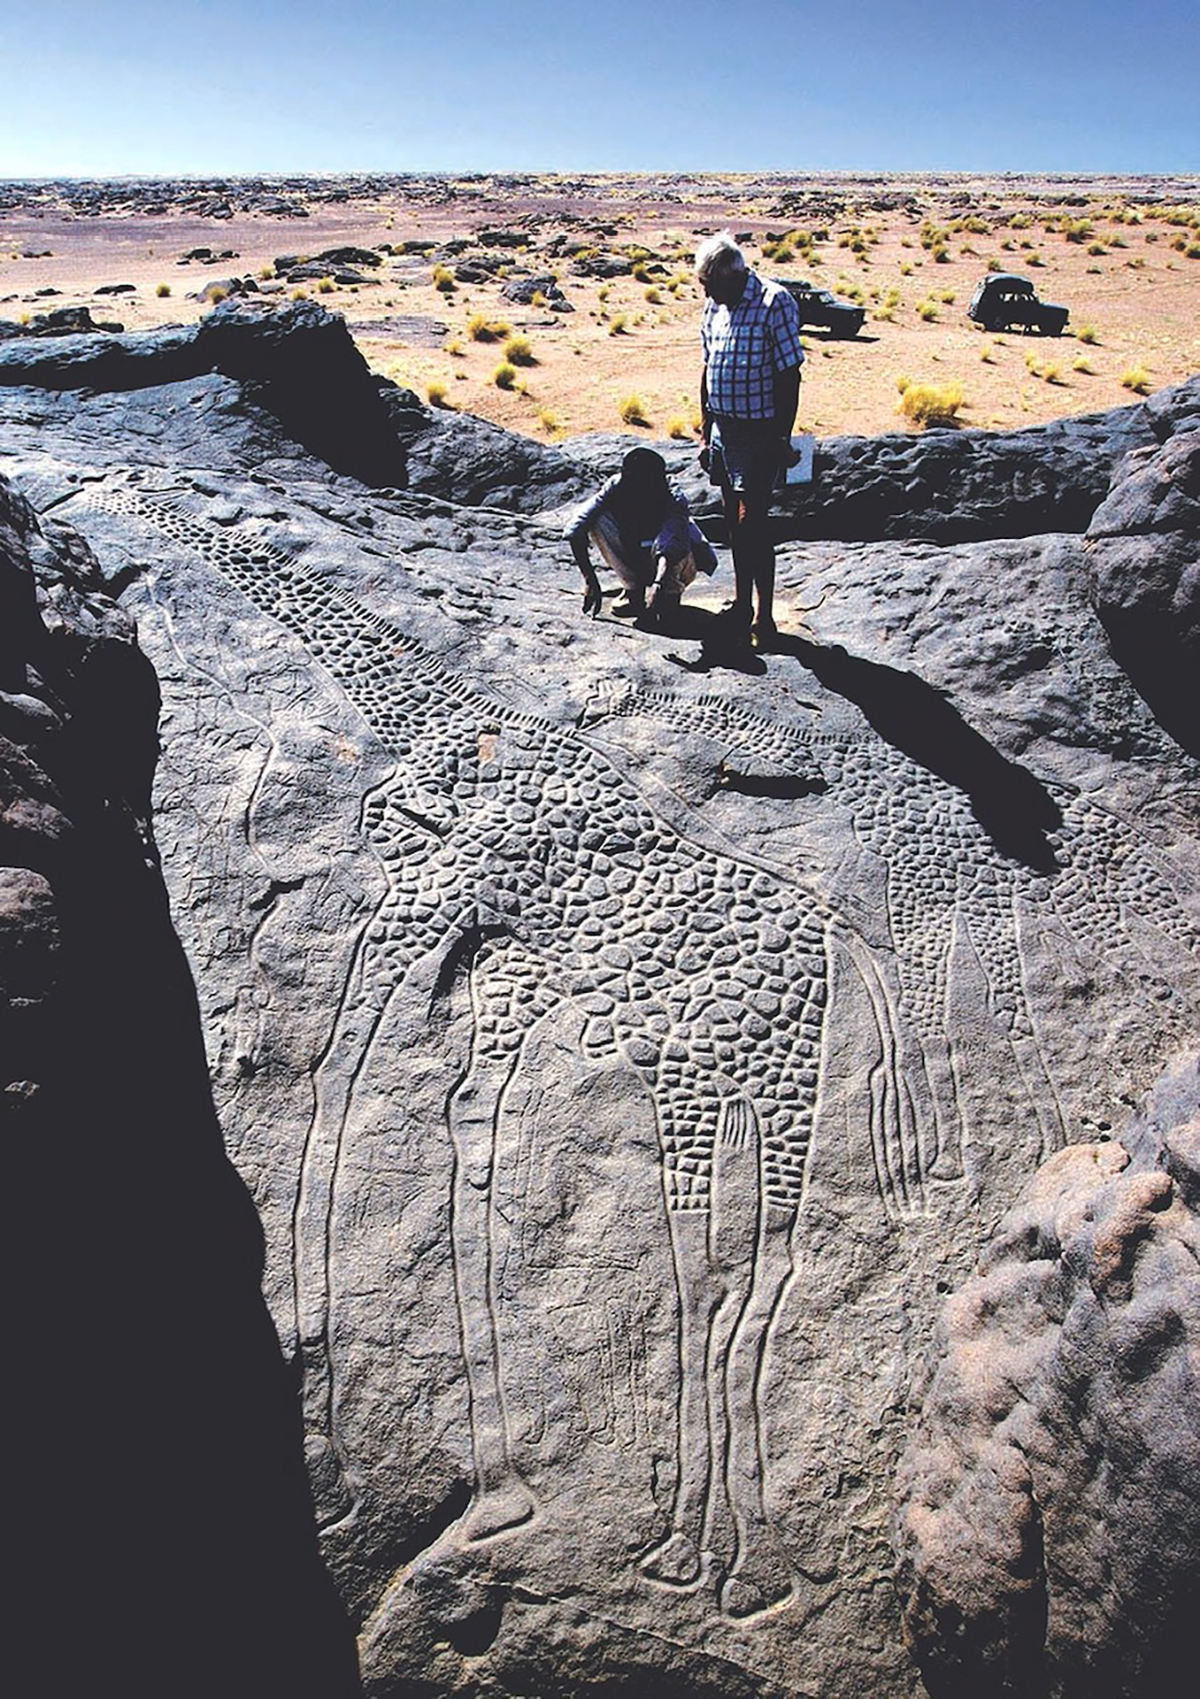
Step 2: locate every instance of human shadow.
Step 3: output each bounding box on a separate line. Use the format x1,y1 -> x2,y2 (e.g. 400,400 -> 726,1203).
775,633 -> 1063,871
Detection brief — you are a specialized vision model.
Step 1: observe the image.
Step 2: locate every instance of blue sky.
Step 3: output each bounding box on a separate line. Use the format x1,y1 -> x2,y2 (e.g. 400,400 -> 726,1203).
3,0 -> 1197,177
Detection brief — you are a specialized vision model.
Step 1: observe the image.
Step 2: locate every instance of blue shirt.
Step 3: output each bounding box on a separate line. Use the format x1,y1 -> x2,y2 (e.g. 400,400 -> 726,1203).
702,271 -> 804,421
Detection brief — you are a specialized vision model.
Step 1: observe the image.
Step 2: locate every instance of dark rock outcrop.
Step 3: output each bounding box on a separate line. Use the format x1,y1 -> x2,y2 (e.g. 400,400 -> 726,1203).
894,1055 -> 1200,1699
1,476 -> 360,1699
778,399 -> 1169,543
1086,429 -> 1200,754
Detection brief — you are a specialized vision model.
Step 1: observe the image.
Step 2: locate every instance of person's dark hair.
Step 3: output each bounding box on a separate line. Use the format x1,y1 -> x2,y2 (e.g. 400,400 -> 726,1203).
621,447 -> 667,485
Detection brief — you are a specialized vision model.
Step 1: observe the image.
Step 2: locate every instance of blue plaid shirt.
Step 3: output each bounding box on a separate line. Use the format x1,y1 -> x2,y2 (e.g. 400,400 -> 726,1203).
702,271 -> 804,421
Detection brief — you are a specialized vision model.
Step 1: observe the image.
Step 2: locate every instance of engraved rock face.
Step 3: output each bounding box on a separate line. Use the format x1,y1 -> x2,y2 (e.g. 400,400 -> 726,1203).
895,1055 -> 1200,1699
1,319 -> 1197,1699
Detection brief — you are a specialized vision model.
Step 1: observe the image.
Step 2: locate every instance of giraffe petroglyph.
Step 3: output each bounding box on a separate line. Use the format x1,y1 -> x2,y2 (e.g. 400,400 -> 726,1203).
76,471 -> 918,1620
583,680 -> 1200,1196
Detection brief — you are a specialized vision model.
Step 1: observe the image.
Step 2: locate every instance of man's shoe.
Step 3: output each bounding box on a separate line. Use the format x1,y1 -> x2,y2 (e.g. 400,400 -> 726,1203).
612,594 -> 646,618
752,616 -> 780,650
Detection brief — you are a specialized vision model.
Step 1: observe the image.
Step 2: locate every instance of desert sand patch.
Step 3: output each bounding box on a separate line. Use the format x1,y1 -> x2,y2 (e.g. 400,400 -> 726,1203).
2,172 -> 1197,444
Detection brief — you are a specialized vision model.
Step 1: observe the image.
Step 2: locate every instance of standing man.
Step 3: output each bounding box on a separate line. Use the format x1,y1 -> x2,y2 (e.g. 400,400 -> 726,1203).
696,232 -> 804,647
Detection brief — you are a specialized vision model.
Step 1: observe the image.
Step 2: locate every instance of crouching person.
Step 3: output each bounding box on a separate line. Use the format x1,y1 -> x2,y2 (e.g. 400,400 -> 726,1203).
566,447 -> 716,626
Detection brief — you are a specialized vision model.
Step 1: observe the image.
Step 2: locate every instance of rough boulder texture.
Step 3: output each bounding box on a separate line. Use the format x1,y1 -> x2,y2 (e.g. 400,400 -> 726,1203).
895,1054 -> 1200,1699
1,307 -> 1197,1698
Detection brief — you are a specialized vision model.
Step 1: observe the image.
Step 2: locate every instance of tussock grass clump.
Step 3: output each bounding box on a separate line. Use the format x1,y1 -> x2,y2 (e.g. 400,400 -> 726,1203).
1075,322 -> 1099,344
468,313 -> 511,342
1121,365 -> 1152,394
492,362 -> 517,389
317,277 -> 335,294
445,336 -> 465,357
644,286 -> 662,304
503,334 -> 536,365
426,379 -> 449,407
608,314 -> 628,336
433,263 -> 457,293
618,394 -> 649,426
1072,356 -> 1095,374
666,416 -> 692,440
898,381 -> 964,427
979,341 -> 996,363
537,408 -> 559,435
917,299 -> 939,322
155,282 -> 171,297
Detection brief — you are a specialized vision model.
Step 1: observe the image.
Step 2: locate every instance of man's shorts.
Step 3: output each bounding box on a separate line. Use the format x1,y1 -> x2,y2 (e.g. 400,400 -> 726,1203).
709,417 -> 787,496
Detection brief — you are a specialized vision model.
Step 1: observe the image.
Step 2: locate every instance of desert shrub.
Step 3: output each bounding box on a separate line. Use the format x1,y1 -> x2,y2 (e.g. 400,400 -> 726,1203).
155,282 -> 171,298
468,313 -> 511,342
979,341 -> 995,363
1063,219 -> 1094,244
1027,251 -> 1044,266
1042,364 -> 1065,384
899,261 -> 914,276
899,381 -> 964,426
503,334 -> 536,365
917,300 -> 939,321
1187,243 -> 1200,259
426,379 -> 449,407
597,284 -> 610,303
666,415 -> 691,440
1072,356 -> 1095,374
1075,322 -> 1099,344
618,393 -> 649,425
258,265 -> 275,280
493,362 -> 517,389
433,263 -> 456,293
932,244 -> 950,263
986,257 -> 1003,272
317,277 -> 335,294
209,286 -> 230,303
644,286 -> 662,304
537,408 -> 559,435
1010,213 -> 1032,230
445,336 -> 465,357
1087,242 -> 1107,256
1121,365 -> 1151,394
608,314 -> 628,336
937,289 -> 956,304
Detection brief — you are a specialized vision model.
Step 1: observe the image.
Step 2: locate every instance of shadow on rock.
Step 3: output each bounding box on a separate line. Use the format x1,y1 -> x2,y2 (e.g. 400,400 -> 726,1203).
779,634 -> 1063,870
3,479 -> 361,1699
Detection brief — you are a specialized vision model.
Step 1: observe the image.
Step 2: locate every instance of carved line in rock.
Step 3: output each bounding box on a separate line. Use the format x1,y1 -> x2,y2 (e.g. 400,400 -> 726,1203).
584,680 -> 1200,1168
73,473 -> 967,1621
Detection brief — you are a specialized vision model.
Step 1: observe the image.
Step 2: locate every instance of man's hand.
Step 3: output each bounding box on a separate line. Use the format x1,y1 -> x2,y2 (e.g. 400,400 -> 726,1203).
698,445 -> 711,474
582,571 -> 602,617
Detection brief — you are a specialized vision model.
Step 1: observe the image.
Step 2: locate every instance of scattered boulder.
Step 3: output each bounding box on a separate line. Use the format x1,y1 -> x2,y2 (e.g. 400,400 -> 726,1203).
502,273 -> 572,311
94,281 -> 137,295
0,305 -> 124,340
195,276 -> 260,303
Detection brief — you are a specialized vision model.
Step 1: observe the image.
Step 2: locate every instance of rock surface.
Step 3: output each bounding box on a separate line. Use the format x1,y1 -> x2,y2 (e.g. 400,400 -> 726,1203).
1,307 -> 1196,1698
0,478 -> 359,1698
895,1054 -> 1200,1698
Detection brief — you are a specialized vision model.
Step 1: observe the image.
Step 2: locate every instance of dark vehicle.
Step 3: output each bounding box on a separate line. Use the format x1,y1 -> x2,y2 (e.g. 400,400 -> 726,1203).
777,279 -> 865,338
968,274 -> 1069,336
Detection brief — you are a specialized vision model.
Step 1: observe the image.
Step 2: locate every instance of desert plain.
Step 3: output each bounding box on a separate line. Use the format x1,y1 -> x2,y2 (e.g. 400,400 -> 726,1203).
1,170 -> 1197,446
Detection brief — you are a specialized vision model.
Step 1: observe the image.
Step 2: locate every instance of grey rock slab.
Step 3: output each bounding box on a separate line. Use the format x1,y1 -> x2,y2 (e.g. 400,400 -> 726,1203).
2,334 -> 1198,1697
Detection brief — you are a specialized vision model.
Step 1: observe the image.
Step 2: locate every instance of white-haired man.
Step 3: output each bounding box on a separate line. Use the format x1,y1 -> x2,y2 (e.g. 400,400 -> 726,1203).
695,231 -> 803,646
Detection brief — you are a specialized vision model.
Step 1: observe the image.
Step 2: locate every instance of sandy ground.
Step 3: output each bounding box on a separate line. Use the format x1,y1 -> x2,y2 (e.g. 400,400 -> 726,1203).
2,173 -> 1197,445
